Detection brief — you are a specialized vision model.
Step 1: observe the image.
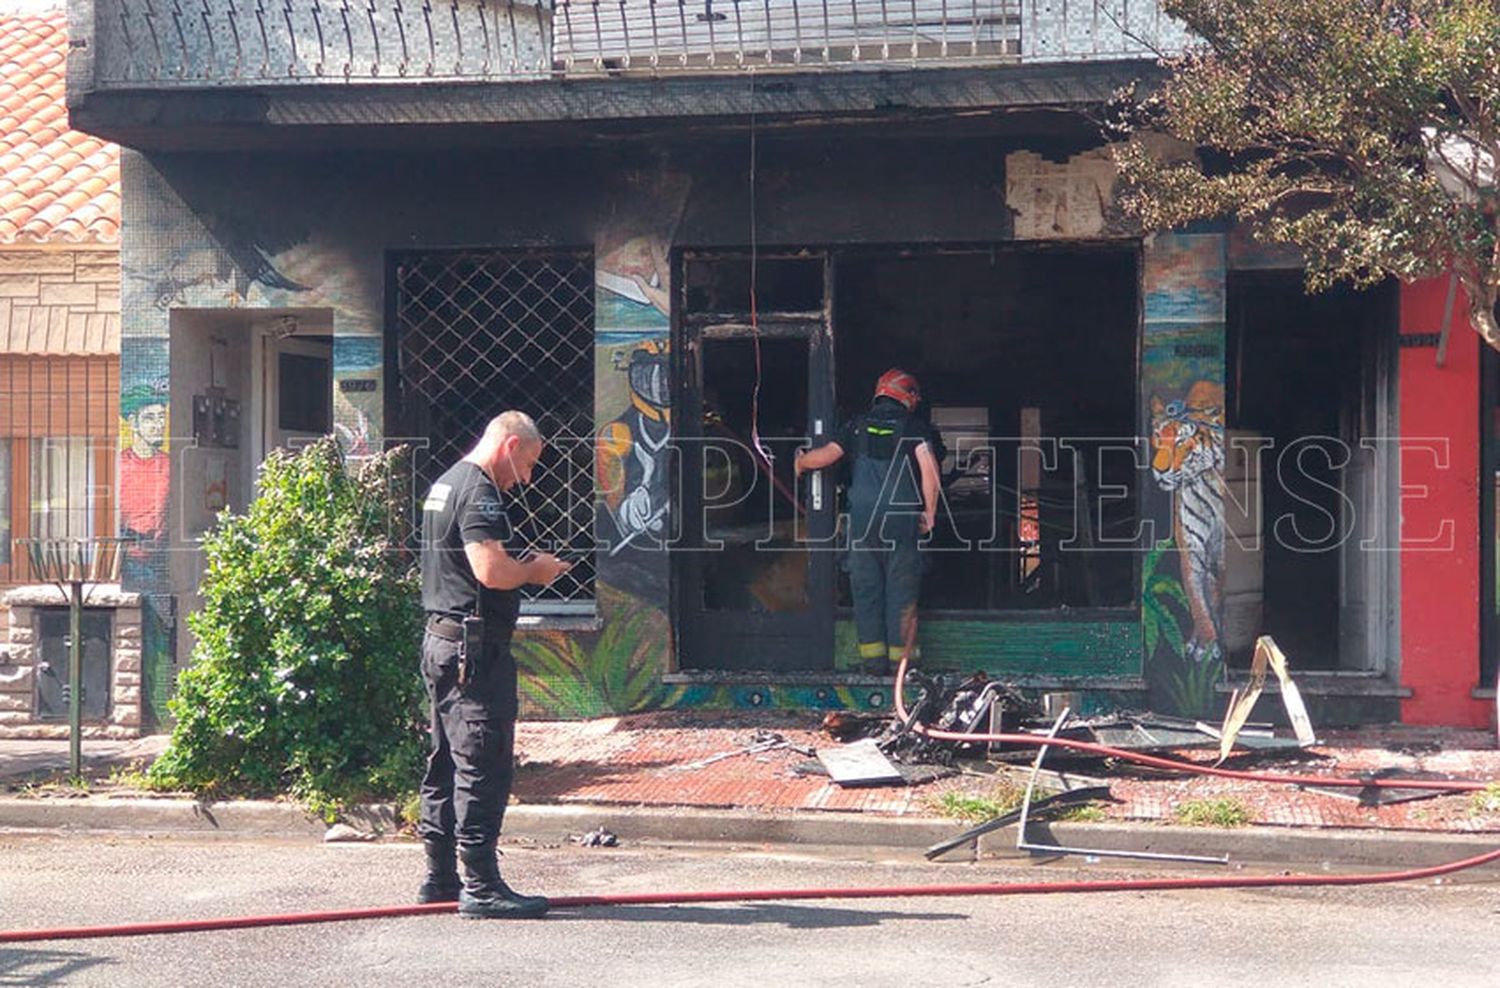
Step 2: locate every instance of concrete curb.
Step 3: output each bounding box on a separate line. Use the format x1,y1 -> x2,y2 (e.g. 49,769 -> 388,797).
2,795 -> 1496,870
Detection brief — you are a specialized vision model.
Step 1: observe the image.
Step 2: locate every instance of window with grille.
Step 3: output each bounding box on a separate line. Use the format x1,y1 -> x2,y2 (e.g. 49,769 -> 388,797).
395,250 -> 596,613
0,442 -> 10,565
29,438 -> 98,541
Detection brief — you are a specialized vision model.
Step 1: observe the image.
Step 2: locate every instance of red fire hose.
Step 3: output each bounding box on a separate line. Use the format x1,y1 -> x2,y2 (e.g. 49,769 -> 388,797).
888,651 -> 1495,794
2,847 -> 1498,944
2,648 -> 1495,945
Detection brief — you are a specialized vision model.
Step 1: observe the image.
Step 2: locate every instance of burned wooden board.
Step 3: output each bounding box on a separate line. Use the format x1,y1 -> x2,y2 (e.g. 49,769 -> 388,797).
816,739 -> 904,787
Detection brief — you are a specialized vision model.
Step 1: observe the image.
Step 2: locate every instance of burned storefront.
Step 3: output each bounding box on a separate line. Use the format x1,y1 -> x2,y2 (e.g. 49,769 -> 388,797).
68,1 -> 1484,729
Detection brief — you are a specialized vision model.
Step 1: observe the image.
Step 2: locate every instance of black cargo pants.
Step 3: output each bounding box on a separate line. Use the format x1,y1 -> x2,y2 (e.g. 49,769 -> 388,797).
417,627 -> 518,848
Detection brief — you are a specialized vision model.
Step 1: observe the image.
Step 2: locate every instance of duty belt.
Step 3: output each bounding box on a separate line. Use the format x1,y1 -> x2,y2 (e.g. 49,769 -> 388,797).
426,615 -> 464,641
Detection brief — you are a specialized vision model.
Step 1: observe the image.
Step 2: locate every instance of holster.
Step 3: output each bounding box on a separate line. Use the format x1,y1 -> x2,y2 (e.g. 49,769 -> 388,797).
459,615 -> 484,685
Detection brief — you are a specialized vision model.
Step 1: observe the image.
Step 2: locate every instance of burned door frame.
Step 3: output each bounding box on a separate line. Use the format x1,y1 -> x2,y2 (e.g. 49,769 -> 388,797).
673,249 -> 837,671
1224,271 -> 1400,674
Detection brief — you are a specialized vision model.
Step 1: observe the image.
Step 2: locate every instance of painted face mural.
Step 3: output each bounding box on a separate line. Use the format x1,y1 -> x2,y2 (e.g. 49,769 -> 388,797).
118,378 -> 171,583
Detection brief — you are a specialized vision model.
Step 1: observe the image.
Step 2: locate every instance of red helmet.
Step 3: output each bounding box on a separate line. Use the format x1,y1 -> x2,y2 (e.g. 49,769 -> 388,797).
874,369 -> 921,411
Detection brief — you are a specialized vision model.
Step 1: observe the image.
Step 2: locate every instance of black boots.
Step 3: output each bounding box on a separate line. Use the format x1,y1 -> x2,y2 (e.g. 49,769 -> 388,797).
457,841 -> 549,919
416,838 -> 461,903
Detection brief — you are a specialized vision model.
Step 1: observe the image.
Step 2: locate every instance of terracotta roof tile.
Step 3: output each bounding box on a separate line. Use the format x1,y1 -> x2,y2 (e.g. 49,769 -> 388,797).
0,10 -> 119,245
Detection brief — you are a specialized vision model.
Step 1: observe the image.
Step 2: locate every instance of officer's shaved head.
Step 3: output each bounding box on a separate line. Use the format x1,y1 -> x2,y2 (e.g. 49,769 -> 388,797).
484,411 -> 542,447
470,410 -> 544,489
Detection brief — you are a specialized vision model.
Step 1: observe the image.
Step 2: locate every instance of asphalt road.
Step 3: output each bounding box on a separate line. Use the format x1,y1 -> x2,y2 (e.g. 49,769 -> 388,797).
2,832 -> 1498,987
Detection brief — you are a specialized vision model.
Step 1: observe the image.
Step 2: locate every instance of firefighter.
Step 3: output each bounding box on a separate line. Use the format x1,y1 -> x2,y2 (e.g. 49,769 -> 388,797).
795,369 -> 941,675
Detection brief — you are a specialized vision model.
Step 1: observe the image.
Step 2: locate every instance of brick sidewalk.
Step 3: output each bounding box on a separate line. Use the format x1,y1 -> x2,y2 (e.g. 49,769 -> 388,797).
514,711 -> 1500,834
3,713 -> 1496,835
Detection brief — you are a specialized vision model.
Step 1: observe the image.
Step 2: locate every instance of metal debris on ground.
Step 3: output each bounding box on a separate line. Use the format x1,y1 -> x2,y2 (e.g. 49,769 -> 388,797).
924,786 -> 1112,860
1014,708 -> 1228,866
667,729 -> 813,772
816,738 -> 904,787
807,657 -> 1321,793
322,824 -> 376,843
573,827 -> 619,847
1299,767 -> 1458,806
820,710 -> 889,743
1218,635 -> 1318,759
881,671 -> 1039,766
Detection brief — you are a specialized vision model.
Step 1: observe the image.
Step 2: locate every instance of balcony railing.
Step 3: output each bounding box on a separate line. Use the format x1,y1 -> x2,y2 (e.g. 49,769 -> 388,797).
81,0 -> 1189,87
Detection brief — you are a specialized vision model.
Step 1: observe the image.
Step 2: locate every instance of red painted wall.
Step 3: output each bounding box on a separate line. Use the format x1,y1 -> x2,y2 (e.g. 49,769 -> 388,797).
1398,278 -> 1490,727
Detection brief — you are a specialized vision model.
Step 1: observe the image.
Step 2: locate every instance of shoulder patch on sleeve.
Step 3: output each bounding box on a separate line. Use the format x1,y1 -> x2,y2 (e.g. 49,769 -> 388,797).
472,494 -> 504,522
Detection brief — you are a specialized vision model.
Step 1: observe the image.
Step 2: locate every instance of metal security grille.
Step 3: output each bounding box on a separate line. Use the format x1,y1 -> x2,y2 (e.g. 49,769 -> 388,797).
92,0 -> 1191,87
0,356 -> 119,586
395,250 -> 596,611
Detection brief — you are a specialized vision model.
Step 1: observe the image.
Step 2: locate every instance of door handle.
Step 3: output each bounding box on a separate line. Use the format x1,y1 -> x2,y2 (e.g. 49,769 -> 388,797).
809,417 -> 825,511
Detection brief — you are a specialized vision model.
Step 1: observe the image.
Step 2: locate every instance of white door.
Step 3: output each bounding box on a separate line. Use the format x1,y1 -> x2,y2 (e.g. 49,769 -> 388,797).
263,336 -> 333,458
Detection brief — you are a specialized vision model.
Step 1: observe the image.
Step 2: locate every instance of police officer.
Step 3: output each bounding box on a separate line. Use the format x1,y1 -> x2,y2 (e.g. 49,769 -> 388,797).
795,370 -> 941,675
416,410 -> 570,919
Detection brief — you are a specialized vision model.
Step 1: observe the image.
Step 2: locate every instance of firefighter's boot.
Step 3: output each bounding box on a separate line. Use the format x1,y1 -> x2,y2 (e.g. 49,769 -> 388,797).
458,842 -> 549,919
416,837 -> 462,903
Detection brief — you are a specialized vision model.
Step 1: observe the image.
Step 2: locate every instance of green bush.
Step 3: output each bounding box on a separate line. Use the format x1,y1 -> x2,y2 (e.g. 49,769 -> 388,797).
148,439 -> 426,817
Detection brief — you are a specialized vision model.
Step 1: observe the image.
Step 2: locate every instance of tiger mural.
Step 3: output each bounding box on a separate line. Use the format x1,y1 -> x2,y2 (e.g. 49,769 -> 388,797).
1150,380 -> 1226,665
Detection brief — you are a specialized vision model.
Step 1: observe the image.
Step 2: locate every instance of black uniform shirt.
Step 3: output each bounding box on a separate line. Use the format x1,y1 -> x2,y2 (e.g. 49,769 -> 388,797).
834,397 -> 935,471
834,397 -> 935,536
420,460 -> 522,630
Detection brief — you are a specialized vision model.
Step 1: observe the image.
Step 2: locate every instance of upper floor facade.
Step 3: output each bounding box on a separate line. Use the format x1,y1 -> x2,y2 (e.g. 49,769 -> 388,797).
64,0 -> 1192,147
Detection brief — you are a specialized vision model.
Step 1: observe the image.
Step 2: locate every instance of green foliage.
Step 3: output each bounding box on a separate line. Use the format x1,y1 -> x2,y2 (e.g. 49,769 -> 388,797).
1142,537 -> 1190,663
514,599 -> 669,718
147,439 -> 426,814
933,778 -> 1036,822
399,790 -> 422,828
1113,0 -> 1500,346
105,760 -> 159,792
1468,782 -> 1500,818
1166,656 -> 1224,720
1144,536 -> 1223,716
1054,803 -> 1108,823
1174,796 -> 1252,828
934,785 -> 1027,823
933,782 -> 1108,824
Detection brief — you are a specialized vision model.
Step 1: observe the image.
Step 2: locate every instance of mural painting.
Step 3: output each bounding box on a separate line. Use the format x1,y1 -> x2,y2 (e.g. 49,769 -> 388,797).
595,232 -> 674,605
119,336 -> 176,731
1141,232 -> 1228,717
1149,380 -> 1226,665
332,336 -> 384,459
516,584 -> 672,717
118,340 -> 171,591
514,229 -> 679,719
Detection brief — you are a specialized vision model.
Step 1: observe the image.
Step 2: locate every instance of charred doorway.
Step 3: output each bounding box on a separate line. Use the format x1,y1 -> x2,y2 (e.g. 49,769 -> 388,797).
675,252 -> 837,671
1225,272 -> 1395,670
834,246 -> 1140,617
673,244 -> 1140,674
